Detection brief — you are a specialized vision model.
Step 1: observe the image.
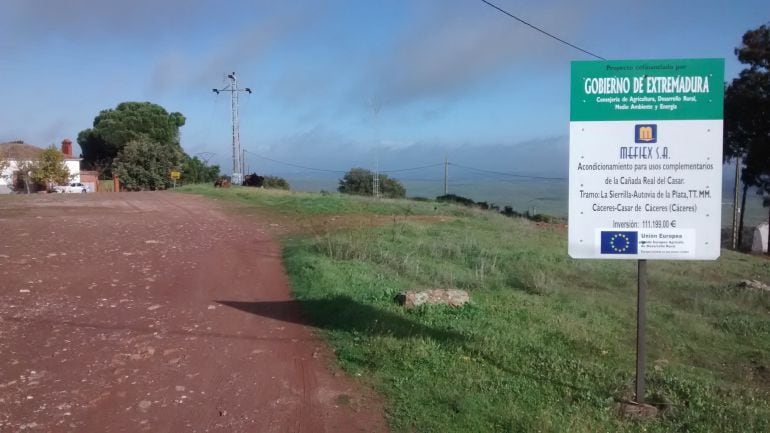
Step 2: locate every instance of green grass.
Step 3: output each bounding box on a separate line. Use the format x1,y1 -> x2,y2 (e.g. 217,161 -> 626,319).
177,184 -> 472,217
187,186 -> 770,432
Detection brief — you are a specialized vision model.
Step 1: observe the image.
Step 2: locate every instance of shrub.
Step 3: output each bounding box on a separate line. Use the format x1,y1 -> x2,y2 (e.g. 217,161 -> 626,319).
436,194 -> 475,206
264,175 -> 290,190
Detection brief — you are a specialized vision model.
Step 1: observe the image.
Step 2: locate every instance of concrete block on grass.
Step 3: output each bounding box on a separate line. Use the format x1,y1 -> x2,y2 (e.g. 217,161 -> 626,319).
395,289 -> 470,309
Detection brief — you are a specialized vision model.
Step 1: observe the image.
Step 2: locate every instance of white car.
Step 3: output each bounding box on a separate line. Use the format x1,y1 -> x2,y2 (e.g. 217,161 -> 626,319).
54,182 -> 89,193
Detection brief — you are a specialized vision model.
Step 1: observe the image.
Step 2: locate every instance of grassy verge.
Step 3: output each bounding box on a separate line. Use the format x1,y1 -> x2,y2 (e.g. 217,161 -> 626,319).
177,184 -> 471,217
187,186 -> 770,432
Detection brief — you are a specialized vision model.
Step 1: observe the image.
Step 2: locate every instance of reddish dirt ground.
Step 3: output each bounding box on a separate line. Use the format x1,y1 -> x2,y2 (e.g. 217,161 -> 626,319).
0,192 -> 386,433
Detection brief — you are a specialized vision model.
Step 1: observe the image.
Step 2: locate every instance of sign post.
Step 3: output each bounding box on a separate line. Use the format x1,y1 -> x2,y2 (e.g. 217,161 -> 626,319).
636,259 -> 647,402
569,58 -> 724,403
170,170 -> 181,190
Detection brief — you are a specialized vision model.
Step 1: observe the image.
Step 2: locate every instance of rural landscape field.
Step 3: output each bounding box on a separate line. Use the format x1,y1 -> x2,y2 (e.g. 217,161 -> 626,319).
3,1 -> 770,432
181,185 -> 770,432
4,187 -> 769,432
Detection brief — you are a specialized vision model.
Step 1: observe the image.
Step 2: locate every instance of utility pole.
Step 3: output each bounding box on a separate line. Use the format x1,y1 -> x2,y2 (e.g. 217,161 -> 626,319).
444,156 -> 448,195
732,156 -> 742,250
212,72 -> 251,185
242,148 -> 246,177
373,160 -> 380,198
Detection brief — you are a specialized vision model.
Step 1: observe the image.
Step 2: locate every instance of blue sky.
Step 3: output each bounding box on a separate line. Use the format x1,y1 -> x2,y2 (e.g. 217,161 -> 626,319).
1,0 -> 767,177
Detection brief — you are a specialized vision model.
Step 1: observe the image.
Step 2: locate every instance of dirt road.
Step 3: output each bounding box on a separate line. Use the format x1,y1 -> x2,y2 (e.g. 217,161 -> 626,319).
0,192 -> 385,432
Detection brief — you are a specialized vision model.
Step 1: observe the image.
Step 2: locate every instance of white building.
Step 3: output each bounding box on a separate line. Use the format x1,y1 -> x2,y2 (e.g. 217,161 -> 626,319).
0,140 -> 82,194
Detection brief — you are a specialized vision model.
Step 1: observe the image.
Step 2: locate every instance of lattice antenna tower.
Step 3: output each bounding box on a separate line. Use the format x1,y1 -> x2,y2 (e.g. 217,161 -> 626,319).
369,99 -> 382,199
212,72 -> 252,185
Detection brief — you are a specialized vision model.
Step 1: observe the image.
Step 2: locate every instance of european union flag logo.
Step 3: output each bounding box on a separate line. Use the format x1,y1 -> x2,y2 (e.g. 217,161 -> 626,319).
600,231 -> 638,254
635,124 -> 657,143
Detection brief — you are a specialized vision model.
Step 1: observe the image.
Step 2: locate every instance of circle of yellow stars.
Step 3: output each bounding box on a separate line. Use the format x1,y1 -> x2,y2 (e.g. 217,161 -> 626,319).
609,233 -> 631,252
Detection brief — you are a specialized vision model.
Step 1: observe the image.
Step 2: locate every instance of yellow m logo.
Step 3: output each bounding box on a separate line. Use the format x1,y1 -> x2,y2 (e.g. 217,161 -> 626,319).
638,126 -> 654,141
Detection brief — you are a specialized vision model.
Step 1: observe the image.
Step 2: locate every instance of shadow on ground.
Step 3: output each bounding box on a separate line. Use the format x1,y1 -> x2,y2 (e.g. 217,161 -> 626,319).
218,296 -> 601,399
217,296 -> 465,343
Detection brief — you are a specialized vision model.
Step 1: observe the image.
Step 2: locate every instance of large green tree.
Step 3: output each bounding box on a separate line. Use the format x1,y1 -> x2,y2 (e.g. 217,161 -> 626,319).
78,101 -> 186,173
113,139 -> 182,191
724,23 -> 770,251
338,167 -> 406,198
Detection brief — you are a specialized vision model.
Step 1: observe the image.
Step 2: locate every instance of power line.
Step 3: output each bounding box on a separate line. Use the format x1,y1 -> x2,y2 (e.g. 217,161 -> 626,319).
243,150 -> 443,175
449,162 -> 567,181
241,151 -> 565,183
381,163 -> 443,173
243,150 -> 346,173
479,0 -> 605,60
388,176 -> 445,182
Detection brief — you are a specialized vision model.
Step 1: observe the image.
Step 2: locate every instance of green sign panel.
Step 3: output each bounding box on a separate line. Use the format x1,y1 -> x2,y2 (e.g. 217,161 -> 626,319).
570,58 -> 724,121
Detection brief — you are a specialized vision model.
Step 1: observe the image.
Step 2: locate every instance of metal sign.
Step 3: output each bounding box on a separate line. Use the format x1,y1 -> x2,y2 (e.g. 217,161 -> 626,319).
569,58 -> 724,260
170,171 -> 181,180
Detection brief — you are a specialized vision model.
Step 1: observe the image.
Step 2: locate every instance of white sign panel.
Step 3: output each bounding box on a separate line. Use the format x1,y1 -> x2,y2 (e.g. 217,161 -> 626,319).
569,59 -> 724,260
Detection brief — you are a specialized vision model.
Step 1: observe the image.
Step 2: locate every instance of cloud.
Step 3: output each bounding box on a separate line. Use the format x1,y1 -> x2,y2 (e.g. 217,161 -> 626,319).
148,5 -> 310,94
234,121 -> 568,177
377,136 -> 569,178
360,1 -> 592,107
265,126 -> 355,160
198,14 -> 308,85
0,0 -> 206,43
269,71 -> 330,107
0,116 -> 79,150
0,0 -> 309,94
150,53 -> 189,94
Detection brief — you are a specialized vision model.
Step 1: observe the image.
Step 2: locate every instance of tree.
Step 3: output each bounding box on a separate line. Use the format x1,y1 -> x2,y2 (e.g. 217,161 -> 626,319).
180,155 -> 220,184
78,102 -> 186,174
113,139 -> 182,191
0,148 -> 8,180
724,24 -> 770,251
436,193 -> 475,206
30,145 -> 70,190
338,168 -> 406,198
15,160 -> 36,194
338,168 -> 373,196
0,148 -> 9,192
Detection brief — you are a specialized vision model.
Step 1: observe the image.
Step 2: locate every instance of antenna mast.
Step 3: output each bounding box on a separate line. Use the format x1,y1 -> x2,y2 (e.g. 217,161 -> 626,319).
370,99 -> 382,199
212,72 -> 252,185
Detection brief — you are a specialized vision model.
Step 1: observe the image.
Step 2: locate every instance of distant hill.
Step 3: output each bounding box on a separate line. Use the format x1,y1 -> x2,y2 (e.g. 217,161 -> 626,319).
247,137 -> 767,229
